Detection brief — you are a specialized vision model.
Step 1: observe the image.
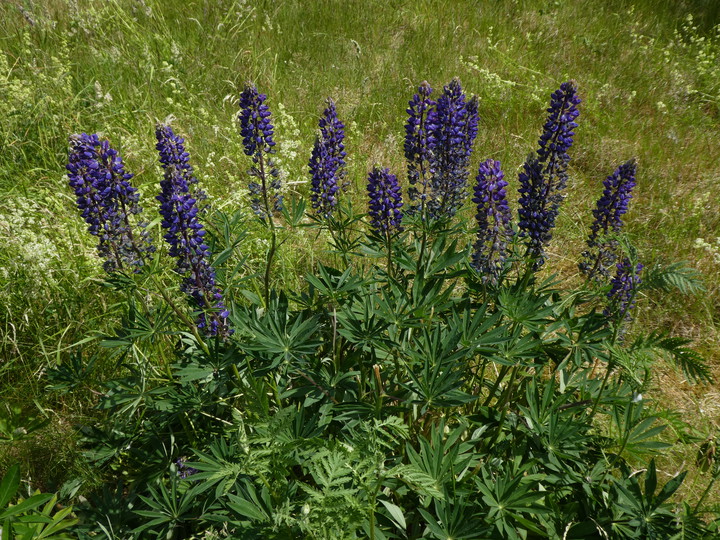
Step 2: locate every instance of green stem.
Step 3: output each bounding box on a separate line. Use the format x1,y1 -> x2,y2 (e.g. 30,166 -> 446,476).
149,274 -> 210,356
603,399 -> 635,479
257,147 -> 278,308
482,364 -> 511,407
385,231 -> 394,280
264,223 -> 277,307
589,362 -> 613,421
694,466 -> 720,512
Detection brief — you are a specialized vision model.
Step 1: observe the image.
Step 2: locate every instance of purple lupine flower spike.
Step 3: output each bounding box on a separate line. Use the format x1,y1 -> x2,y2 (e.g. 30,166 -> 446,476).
605,258 -> 643,321
427,78 -> 479,219
404,81 -> 436,211
518,81 -> 581,267
155,124 -> 230,337
580,160 -> 637,280
67,133 -> 153,273
471,159 -> 514,284
239,84 -> 282,218
367,166 -> 404,235
309,98 -> 346,218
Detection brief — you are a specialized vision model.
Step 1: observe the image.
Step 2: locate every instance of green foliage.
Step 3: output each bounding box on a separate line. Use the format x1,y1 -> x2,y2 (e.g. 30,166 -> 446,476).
643,261 -> 706,295
48,210 -> 714,536
0,464 -> 77,539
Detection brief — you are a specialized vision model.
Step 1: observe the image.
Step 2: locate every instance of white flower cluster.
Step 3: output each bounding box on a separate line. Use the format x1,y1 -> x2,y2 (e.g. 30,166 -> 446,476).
695,237 -> 720,265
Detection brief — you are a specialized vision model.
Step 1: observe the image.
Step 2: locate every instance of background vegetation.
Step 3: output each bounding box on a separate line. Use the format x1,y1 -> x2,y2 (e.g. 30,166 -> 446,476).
0,0 -> 719,535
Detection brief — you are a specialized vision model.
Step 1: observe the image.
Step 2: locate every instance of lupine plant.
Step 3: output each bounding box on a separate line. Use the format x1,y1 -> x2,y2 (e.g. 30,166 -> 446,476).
426,78 -> 479,219
155,124 -> 230,337
239,83 -> 283,306
367,165 -> 404,276
606,258 -> 644,322
404,81 -> 436,214
46,79 -> 718,539
580,159 -> 638,280
309,98 -> 346,219
471,158 -> 514,284
67,133 -> 153,272
518,80 -> 581,267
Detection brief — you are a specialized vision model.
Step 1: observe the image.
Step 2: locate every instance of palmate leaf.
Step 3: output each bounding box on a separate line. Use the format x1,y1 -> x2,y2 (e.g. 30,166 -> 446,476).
97,376 -> 168,417
496,284 -> 555,333
488,329 -> 542,368
187,439 -> 248,496
399,326 -> 476,410
418,496 -> 488,540
547,310 -> 612,369
519,379 -> 591,472
450,302 -> 506,352
46,349 -> 97,392
336,290 -> 392,353
474,460 -> 548,539
610,401 -> 670,461
237,292 -> 322,374
134,475 -> 207,538
401,422 -> 476,499
304,264 -> 364,303
612,460 -> 687,538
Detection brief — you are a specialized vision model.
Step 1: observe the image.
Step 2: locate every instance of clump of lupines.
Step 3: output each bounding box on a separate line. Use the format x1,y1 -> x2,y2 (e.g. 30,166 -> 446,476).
67,133 -> 153,272
605,258 -> 643,321
426,78 -> 479,219
579,160 -> 637,280
518,81 -> 581,267
238,84 -> 282,218
471,159 -> 514,284
309,98 -> 346,218
155,124 -> 230,337
367,167 -> 404,235
404,81 -> 437,211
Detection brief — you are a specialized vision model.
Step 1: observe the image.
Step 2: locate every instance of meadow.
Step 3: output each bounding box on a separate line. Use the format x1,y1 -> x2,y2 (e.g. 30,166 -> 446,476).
1,0 -> 719,537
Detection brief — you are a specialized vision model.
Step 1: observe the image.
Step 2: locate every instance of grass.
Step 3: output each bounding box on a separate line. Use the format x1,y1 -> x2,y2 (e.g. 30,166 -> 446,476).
1,0 -> 719,509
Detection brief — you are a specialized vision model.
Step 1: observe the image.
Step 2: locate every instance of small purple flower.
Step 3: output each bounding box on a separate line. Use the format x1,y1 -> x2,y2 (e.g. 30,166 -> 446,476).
67,133 -> 153,273
518,81 -> 581,267
471,159 -> 514,284
580,160 -> 637,280
404,81 -> 437,210
426,79 -> 479,219
605,258 -> 643,321
175,458 -> 198,479
367,166 -> 403,235
156,124 -> 230,337
239,84 -> 282,218
309,98 -> 346,218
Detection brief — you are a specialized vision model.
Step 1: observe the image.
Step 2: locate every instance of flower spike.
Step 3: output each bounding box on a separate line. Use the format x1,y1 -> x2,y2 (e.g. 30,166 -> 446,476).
238,84 -> 283,218
309,98 -> 346,218
67,133 -> 153,273
580,159 -> 637,280
471,159 -> 514,284
156,124 -> 230,337
518,80 -> 581,267
367,166 -> 404,235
